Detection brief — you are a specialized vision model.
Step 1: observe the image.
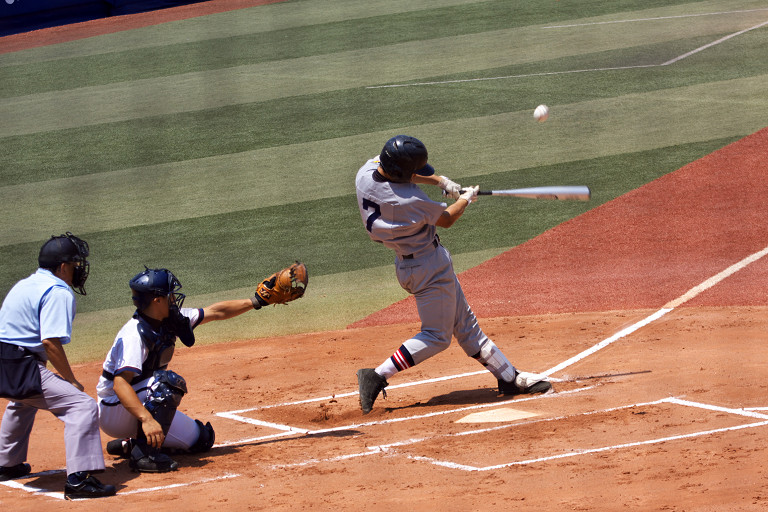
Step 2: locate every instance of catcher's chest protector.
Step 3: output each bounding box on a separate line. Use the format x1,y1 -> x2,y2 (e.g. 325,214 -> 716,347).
134,314 -> 176,384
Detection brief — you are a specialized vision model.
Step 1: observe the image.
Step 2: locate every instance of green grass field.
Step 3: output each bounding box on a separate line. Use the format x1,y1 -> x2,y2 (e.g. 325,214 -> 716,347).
1,0 -> 767,362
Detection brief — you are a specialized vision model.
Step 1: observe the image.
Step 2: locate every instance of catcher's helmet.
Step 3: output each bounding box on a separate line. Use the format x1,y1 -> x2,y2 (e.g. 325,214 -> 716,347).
129,267 -> 185,311
379,135 -> 435,183
38,232 -> 90,295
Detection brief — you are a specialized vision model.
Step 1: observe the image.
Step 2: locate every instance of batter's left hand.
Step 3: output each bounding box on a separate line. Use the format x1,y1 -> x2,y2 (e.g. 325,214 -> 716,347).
438,176 -> 462,200
459,185 -> 479,204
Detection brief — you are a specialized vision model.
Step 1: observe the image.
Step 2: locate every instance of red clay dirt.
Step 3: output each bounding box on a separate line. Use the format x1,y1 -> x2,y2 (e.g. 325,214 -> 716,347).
2,5 -> 768,511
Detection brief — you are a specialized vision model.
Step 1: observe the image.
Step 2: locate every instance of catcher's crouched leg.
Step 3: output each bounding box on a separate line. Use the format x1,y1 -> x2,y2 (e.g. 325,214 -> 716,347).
188,420 -> 215,453
130,370 -> 187,473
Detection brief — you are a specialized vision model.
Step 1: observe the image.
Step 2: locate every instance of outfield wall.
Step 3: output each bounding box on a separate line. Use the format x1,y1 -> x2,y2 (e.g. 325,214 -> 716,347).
0,0 -> 206,36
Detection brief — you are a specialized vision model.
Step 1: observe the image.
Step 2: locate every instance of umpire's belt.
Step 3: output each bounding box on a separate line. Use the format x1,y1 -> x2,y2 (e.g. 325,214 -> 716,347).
0,342 -> 42,361
402,238 -> 439,259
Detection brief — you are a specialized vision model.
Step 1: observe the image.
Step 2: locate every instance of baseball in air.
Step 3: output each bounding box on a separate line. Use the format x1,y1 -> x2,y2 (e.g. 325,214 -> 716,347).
533,104 -> 549,122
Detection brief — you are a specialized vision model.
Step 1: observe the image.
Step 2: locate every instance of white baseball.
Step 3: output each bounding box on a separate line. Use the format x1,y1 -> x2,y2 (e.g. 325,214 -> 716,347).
533,104 -> 549,122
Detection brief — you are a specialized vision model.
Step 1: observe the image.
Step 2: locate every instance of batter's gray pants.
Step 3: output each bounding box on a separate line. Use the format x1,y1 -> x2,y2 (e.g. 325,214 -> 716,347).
396,244 -> 494,365
0,361 -> 106,475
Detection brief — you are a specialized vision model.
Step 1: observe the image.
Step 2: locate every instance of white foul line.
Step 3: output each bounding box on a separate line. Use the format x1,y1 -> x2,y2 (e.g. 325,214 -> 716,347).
544,244 -> 768,377
367,11 -> 768,89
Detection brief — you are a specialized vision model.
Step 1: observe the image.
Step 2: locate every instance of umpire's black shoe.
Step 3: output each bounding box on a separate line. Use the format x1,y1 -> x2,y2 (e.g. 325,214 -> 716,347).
356,368 -> 388,414
499,371 -> 553,396
64,473 -> 116,499
0,463 -> 31,481
129,453 -> 179,473
106,438 -> 133,458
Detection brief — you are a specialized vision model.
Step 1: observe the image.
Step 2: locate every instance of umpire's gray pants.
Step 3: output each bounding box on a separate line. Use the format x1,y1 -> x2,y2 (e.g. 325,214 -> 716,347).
396,244 -> 490,364
0,362 -> 106,475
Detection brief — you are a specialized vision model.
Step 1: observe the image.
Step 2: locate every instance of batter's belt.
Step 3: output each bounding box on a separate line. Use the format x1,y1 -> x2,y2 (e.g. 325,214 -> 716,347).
402,236 -> 439,259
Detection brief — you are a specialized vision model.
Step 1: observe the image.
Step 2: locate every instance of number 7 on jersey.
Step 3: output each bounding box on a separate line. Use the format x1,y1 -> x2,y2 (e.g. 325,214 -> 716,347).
362,198 -> 381,232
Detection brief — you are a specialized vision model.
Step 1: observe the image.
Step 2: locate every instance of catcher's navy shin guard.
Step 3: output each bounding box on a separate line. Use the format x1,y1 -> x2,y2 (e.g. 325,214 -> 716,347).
128,370 -> 187,473
188,420 -> 215,453
144,370 -> 187,433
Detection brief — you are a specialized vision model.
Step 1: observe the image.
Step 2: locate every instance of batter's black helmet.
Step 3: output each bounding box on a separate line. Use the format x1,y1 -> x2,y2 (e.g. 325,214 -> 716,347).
129,267 -> 185,311
379,135 -> 435,183
38,232 -> 90,295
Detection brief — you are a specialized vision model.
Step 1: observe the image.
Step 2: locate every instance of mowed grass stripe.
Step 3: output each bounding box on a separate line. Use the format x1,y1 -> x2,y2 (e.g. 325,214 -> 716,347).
0,137 -> 740,312
0,0 -> 489,66
0,0 -> 696,97
2,7 -> 760,137
0,72 -> 765,247
0,0 -> 697,69
3,29 -> 767,188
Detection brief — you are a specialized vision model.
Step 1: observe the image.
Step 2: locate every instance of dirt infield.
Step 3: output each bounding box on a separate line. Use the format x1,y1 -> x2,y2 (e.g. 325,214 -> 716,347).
3,3 -> 768,509
2,127 -> 767,510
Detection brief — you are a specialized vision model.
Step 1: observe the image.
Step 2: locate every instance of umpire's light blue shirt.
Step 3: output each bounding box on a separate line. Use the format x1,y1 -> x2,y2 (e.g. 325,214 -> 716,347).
0,268 -> 76,357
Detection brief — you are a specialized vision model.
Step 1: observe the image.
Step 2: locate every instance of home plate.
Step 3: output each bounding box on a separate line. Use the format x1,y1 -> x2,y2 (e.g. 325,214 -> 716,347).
456,408 -> 539,423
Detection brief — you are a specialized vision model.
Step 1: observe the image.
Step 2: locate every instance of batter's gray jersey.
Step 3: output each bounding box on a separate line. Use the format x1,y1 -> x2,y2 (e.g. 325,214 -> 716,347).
355,157 -> 446,258
355,157 -> 492,366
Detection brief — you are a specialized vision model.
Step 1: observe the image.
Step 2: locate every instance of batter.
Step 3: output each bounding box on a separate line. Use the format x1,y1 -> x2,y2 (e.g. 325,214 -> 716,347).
354,135 -> 552,414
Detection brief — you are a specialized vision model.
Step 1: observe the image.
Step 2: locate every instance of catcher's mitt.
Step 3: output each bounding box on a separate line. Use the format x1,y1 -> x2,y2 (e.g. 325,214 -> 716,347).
252,262 -> 308,308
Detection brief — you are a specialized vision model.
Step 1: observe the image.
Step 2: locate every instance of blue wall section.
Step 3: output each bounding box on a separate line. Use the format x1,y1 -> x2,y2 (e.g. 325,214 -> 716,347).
0,0 -> 206,36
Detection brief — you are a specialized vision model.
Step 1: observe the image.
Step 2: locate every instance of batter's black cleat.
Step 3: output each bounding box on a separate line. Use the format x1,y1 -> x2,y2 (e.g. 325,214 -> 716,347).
106,438 -> 133,458
499,371 -> 553,396
64,473 -> 116,499
0,463 -> 31,481
356,368 -> 388,414
129,453 -> 179,473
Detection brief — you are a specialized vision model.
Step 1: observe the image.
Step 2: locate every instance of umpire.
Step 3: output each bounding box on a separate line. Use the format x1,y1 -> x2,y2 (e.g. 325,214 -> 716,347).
0,233 -> 115,499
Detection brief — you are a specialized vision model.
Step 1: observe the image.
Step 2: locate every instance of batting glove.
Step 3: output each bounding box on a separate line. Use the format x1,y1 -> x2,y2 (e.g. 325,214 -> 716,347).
438,176 -> 462,200
459,185 -> 479,204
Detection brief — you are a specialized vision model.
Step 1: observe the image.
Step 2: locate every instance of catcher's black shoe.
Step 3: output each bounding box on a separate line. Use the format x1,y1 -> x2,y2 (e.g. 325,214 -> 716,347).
106,438 -> 133,458
356,368 -> 388,414
0,463 -> 31,481
129,453 -> 179,473
64,473 -> 116,499
499,371 -> 552,396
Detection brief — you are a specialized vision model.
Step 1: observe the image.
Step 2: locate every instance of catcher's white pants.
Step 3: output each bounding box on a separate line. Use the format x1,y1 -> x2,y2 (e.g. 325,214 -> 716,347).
97,375 -> 199,450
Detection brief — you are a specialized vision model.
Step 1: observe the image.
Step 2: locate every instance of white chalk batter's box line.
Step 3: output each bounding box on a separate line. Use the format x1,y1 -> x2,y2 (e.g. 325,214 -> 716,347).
268,397 -> 768,472
215,384 -> 594,446
0,471 -> 241,501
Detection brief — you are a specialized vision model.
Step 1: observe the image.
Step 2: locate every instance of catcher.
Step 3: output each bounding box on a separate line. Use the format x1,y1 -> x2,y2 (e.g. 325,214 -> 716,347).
96,263 -> 307,473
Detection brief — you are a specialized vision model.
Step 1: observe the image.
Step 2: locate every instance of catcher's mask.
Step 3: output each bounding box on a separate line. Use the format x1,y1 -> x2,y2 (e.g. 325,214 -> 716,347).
129,267 -> 186,312
379,135 -> 435,183
38,232 -> 90,295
